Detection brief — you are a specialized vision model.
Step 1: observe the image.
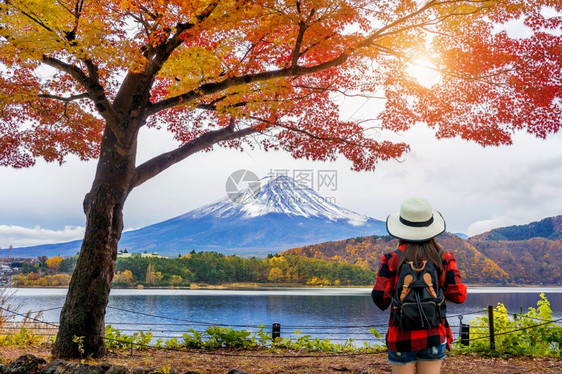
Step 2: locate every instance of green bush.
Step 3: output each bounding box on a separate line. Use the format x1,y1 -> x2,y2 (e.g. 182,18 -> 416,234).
0,328 -> 43,346
105,324 -> 385,353
456,293 -> 561,357
104,325 -> 153,350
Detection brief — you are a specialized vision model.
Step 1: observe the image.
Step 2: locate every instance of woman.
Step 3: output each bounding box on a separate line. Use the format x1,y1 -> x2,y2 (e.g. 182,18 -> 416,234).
372,197 -> 467,374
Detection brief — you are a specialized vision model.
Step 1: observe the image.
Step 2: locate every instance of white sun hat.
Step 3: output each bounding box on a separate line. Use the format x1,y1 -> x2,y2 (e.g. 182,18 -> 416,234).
386,197 -> 446,242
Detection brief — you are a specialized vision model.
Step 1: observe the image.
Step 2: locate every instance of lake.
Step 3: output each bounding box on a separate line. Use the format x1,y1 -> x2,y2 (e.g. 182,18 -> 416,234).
5,287 -> 562,346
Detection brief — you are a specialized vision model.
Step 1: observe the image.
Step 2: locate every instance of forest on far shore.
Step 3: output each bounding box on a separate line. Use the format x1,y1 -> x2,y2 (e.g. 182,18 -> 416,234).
7,251 -> 377,288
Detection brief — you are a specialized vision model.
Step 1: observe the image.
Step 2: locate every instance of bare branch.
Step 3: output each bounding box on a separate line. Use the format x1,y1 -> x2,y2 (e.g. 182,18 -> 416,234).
38,93 -> 90,102
273,120 -> 390,154
18,8 -> 54,34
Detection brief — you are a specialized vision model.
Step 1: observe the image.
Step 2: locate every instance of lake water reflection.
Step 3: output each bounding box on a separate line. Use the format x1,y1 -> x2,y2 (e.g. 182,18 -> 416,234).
8,287 -> 562,345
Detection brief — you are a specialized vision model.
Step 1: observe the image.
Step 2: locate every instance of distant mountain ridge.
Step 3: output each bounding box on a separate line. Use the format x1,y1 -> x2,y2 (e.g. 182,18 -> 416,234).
466,215 -> 562,284
283,233 -> 511,284
282,216 -> 562,284
2,176 -> 386,258
471,215 -> 562,241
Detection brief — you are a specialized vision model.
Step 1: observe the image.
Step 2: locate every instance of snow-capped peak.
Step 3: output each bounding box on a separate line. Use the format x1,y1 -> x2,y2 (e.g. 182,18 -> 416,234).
189,175 -> 369,226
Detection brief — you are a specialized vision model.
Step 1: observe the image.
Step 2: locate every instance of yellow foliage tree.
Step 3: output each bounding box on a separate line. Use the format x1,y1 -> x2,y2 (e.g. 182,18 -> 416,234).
170,275 -> 183,286
46,256 -> 63,272
268,267 -> 285,283
145,264 -> 163,284
113,270 -> 135,285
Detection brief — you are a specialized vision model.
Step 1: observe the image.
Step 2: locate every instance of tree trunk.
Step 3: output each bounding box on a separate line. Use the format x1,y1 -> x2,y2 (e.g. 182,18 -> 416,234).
52,129 -> 135,358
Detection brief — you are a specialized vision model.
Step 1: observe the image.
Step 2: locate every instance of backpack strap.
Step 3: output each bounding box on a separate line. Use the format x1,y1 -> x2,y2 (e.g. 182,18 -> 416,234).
438,255 -> 447,287
397,247 -> 447,287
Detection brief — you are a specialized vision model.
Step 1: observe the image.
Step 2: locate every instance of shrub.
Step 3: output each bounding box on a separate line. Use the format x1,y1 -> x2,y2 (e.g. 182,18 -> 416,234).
457,293 -> 561,357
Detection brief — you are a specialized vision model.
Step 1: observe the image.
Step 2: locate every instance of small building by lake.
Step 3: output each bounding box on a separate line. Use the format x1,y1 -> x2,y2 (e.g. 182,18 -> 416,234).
117,251 -> 165,258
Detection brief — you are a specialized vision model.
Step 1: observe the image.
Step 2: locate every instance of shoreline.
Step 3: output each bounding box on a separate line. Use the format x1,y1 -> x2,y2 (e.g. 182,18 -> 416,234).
6,283 -> 562,291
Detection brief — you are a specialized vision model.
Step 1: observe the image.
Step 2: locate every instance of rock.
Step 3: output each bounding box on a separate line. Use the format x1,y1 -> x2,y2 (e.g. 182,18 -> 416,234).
41,360 -> 70,374
227,369 -> 253,374
105,365 -> 128,374
99,362 -> 113,372
41,360 -> 124,374
131,369 -> 151,374
5,354 -> 47,374
65,363 -> 104,374
0,364 -> 6,373
141,369 -> 177,374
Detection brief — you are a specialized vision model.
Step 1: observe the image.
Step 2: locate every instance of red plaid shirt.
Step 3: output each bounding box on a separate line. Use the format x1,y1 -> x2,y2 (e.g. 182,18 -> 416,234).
371,244 -> 467,352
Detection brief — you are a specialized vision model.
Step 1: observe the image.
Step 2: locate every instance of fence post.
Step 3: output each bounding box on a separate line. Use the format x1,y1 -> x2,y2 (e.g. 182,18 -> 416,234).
272,323 -> 281,340
458,315 -> 470,346
487,305 -> 495,350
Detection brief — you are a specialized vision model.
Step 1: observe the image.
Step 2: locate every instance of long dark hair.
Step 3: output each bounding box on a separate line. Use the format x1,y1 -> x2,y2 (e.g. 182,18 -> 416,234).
398,238 -> 445,275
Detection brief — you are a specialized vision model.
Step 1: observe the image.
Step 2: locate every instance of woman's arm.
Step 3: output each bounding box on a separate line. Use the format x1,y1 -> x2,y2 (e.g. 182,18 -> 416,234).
442,251 -> 467,304
371,252 -> 398,311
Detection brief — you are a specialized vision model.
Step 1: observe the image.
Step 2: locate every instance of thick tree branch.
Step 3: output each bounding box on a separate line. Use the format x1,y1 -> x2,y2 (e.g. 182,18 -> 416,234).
144,0 -> 496,124
132,121 -> 258,188
291,3 -> 316,71
113,1 -> 220,121
141,1 -> 220,80
42,56 -> 121,135
291,20 -> 307,69
148,51 -> 351,116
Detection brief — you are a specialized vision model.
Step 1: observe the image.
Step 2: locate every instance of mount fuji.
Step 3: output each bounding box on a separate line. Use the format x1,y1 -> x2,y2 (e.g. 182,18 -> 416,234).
4,176 -> 386,258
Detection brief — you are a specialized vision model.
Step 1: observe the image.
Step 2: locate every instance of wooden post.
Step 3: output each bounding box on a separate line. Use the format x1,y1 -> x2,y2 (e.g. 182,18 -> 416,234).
487,305 -> 495,350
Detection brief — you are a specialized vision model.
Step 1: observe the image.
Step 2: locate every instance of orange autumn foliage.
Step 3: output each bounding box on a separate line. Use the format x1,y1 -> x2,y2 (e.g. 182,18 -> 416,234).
1,1 -> 561,170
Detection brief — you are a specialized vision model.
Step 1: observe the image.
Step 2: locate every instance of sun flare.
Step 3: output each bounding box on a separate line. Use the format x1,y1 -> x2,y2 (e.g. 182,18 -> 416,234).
405,58 -> 441,87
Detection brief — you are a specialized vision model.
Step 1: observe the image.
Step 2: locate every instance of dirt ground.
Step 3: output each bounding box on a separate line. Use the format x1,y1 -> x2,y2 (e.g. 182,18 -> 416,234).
1,346 -> 561,374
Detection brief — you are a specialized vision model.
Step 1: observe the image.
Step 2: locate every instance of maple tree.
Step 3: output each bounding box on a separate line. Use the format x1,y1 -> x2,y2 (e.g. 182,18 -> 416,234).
1,0 -> 561,358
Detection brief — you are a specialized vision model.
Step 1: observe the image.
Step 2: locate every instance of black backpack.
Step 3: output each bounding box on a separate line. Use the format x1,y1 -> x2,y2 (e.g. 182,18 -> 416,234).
391,250 -> 447,331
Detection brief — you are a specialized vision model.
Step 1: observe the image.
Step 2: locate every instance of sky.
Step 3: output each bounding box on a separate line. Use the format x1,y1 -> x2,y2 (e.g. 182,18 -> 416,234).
1,11 -> 561,249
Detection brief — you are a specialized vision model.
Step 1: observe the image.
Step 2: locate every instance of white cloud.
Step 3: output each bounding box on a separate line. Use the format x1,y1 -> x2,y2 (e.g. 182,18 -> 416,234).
466,216 -> 523,237
0,225 -> 85,248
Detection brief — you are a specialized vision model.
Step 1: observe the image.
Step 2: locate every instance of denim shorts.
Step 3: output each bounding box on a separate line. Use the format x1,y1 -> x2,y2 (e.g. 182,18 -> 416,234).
387,343 -> 447,365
